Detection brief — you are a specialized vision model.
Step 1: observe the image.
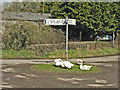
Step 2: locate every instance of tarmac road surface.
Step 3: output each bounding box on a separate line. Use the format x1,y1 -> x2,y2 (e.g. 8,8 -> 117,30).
1,55 -> 119,88
1,55 -> 119,65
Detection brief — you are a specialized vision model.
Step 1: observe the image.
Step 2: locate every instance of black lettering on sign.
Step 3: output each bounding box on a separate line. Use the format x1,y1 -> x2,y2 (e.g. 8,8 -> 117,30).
50,20 -> 55,24
44,20 -> 46,24
62,20 -> 66,24
68,20 -> 72,24
44,19 -> 49,24
56,20 -> 59,24
63,20 -> 66,24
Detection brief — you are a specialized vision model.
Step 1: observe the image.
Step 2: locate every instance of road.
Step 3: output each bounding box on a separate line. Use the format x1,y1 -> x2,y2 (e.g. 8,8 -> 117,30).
1,55 -> 119,65
1,55 -> 119,88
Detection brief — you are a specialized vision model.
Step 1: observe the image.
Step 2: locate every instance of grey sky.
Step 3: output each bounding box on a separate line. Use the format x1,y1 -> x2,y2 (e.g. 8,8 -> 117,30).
0,0 -> 12,4
0,0 -> 23,4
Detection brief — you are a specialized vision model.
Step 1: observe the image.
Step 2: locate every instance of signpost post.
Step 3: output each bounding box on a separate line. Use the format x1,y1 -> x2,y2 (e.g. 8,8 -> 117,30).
44,17 -> 76,61
66,16 -> 68,61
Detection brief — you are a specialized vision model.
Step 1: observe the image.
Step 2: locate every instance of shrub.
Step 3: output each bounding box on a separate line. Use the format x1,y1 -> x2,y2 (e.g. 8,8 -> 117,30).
2,21 -> 65,50
39,28 -> 65,44
2,21 -> 41,50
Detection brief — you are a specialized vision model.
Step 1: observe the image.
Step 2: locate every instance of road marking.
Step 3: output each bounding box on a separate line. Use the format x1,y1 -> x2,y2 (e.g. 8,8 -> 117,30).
57,77 -> 93,85
57,77 -> 93,81
2,82 -> 15,88
2,82 -> 9,85
2,85 -> 14,88
95,79 -> 108,83
23,73 -> 38,77
104,64 -> 112,67
106,84 -> 115,87
15,75 -> 29,79
57,77 -> 83,82
2,68 -> 15,73
87,84 -> 104,87
72,82 -> 79,84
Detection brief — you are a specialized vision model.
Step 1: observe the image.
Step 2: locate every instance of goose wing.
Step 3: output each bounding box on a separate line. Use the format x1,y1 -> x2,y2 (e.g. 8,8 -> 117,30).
55,62 -> 61,66
83,65 -> 92,68
54,59 -> 62,63
80,64 -> 92,70
63,61 -> 74,69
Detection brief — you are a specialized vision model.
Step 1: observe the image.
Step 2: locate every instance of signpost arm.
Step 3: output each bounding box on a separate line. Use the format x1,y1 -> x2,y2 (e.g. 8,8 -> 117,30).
66,16 -> 68,61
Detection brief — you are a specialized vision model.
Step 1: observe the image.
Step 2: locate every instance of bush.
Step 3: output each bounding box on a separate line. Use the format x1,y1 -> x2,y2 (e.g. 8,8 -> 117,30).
2,21 -> 65,50
2,21 -> 35,50
38,28 -> 65,44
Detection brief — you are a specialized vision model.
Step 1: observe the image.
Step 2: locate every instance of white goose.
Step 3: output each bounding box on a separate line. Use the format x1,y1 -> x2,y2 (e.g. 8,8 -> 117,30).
54,59 -> 74,69
77,59 -> 92,70
54,59 -> 62,67
76,59 -> 82,65
61,61 -> 74,69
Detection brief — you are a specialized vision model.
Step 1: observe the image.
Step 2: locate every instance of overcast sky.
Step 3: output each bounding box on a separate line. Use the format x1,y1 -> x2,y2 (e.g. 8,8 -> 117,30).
0,0 -> 12,3
0,0 -> 23,4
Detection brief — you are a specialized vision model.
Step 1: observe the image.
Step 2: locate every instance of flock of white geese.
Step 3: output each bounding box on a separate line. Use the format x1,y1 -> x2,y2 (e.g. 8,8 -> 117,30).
54,59 -> 92,70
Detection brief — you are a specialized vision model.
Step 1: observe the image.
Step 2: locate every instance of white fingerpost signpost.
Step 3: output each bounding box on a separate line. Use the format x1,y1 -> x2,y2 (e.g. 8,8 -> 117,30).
66,16 -> 68,61
44,16 -> 76,61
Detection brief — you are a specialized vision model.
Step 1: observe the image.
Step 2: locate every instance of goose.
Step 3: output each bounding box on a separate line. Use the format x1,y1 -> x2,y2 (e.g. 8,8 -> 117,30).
77,59 -> 92,70
54,59 -> 62,67
60,61 -> 65,68
54,58 -> 62,63
76,59 -> 82,65
61,61 -> 74,69
54,59 -> 74,69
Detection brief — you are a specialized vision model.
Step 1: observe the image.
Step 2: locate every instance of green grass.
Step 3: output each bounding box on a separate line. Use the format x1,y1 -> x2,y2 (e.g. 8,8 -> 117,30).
1,50 -> 39,58
1,47 -> 119,59
31,64 -> 102,74
40,47 -> 119,59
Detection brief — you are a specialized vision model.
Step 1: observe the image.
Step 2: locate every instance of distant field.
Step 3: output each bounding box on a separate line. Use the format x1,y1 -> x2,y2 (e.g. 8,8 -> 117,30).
1,47 -> 119,59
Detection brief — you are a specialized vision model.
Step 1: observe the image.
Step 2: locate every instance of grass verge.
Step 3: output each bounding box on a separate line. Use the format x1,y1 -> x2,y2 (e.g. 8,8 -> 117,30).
31,64 -> 102,74
40,47 -> 119,59
1,47 -> 119,59
1,50 -> 39,58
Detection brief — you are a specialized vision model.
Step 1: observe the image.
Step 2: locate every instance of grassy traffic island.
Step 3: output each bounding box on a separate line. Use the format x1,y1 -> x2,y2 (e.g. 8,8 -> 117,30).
31,64 -> 102,74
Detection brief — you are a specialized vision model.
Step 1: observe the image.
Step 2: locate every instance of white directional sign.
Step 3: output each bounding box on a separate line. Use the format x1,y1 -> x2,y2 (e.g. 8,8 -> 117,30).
44,19 -> 76,25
